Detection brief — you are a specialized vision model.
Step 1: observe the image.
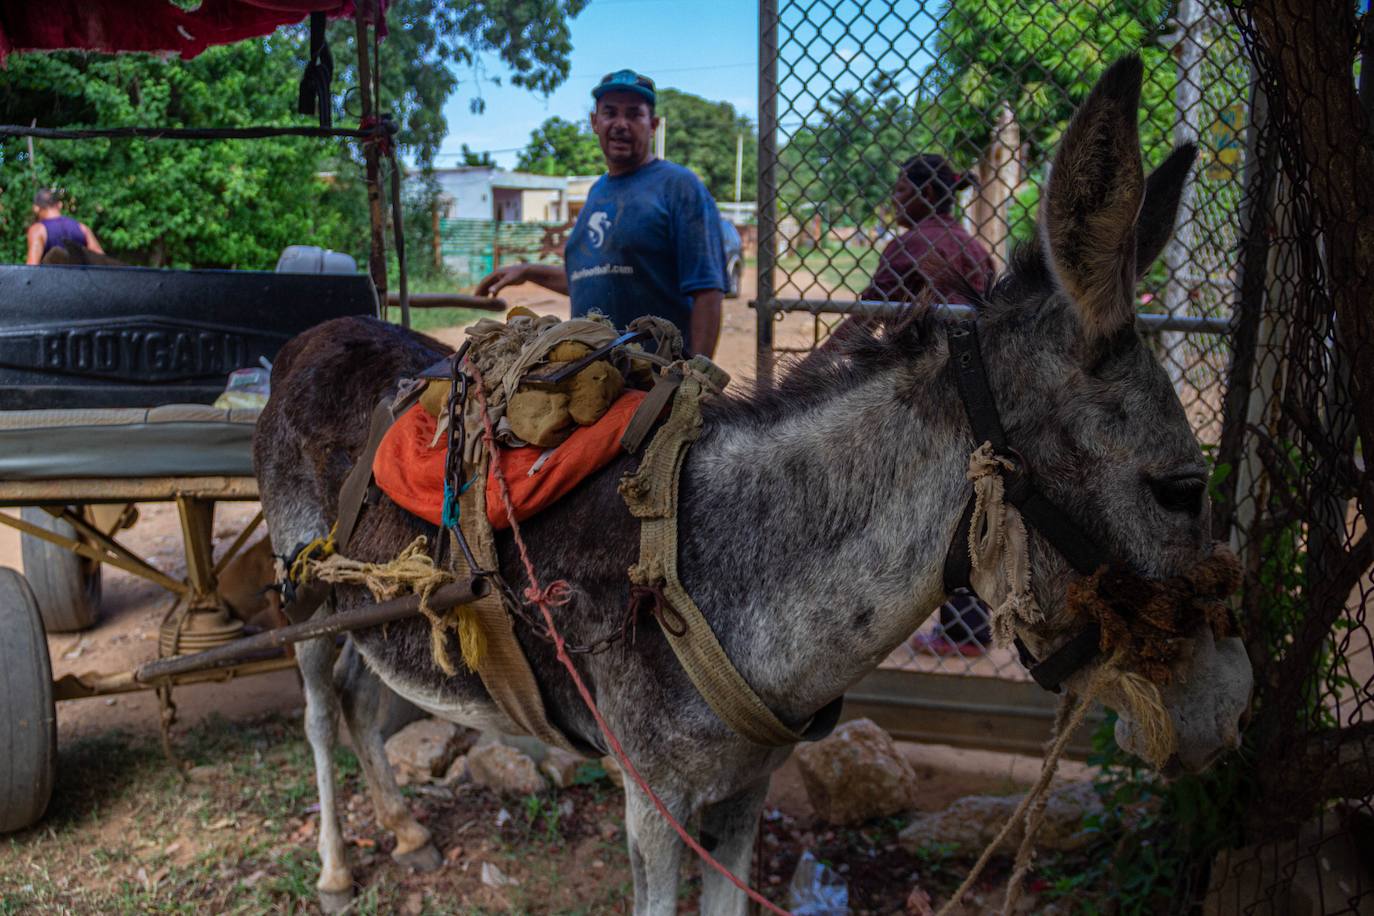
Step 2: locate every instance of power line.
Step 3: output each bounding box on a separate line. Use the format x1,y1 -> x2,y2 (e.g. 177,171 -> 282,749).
570,61 -> 754,80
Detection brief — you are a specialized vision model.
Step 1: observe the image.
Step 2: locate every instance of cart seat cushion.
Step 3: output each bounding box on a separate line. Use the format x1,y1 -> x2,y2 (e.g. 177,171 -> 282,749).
0,406 -> 259,480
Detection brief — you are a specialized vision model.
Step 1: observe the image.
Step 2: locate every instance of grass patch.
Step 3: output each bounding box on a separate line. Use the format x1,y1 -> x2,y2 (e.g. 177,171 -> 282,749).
383,305 -> 495,333
778,245 -> 880,295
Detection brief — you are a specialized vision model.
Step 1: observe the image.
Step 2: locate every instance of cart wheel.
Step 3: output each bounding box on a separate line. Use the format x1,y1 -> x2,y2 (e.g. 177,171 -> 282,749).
20,507 -> 102,633
0,567 -> 56,834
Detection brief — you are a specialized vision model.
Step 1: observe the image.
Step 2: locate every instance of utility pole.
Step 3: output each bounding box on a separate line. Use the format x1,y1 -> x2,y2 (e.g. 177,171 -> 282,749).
735,132 -> 743,203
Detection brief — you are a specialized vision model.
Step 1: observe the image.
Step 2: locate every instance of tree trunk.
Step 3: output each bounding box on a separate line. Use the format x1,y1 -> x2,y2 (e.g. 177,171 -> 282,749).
967,102 -> 1022,274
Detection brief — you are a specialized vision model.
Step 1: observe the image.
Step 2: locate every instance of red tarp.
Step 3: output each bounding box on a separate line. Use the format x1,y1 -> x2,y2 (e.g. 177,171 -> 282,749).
0,0 -> 385,63
372,392 -> 650,531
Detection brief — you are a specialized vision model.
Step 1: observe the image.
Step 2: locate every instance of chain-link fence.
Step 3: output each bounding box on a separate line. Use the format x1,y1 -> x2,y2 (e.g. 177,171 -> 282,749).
757,0 -> 1248,681
1199,1 -> 1374,911
757,0 -> 1374,910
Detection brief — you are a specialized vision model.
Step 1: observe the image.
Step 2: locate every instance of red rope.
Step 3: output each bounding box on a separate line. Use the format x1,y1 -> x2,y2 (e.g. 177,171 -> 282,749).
466,361 -> 789,915
358,114 -> 393,157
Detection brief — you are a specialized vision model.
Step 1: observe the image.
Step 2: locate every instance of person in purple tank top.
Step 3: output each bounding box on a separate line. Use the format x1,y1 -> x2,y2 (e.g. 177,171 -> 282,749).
26,188 -> 104,265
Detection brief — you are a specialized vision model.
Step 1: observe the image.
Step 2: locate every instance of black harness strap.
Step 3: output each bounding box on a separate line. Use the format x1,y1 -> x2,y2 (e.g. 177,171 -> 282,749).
942,321 -> 1111,693
297,11 -> 334,129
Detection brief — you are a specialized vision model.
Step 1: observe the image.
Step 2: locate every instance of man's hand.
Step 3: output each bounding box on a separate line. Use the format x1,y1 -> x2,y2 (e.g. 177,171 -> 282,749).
475,262 -> 568,298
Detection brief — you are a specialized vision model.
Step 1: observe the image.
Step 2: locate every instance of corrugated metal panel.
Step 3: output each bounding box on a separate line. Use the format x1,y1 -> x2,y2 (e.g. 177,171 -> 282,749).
438,219 -> 566,288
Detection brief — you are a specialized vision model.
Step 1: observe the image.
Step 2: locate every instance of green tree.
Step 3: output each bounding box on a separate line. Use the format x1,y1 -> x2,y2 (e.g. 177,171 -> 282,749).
0,0 -> 587,269
928,0 -> 1177,166
656,88 -> 757,203
458,144 -> 495,167
325,0 -> 589,167
516,116 -> 604,176
775,2 -> 1179,236
0,39 -> 349,268
778,73 -> 934,229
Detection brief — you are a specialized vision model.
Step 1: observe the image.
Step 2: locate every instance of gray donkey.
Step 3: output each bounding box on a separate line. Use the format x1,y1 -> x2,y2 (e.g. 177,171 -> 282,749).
253,57 -> 1252,914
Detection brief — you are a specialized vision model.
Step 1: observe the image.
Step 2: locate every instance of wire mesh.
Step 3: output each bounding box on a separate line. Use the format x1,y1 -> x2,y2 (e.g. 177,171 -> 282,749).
760,1 -> 1373,910
1198,1 -> 1374,912
760,0 -> 1251,679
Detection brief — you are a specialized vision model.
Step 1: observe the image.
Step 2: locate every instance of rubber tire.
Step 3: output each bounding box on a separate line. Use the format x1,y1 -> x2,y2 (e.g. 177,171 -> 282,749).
19,506 -> 102,633
0,567 -> 57,834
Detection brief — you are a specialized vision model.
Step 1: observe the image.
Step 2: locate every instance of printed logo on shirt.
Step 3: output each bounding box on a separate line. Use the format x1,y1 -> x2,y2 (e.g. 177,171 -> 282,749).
587,211 -> 612,249
570,264 -> 634,282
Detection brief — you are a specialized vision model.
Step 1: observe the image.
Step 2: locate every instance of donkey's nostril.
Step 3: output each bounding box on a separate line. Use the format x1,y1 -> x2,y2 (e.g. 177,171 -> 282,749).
1150,474 -> 1206,516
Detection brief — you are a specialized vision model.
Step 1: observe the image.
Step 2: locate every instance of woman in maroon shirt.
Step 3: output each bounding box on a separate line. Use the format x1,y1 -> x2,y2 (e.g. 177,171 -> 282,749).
829,155 -> 998,657
862,154 -> 994,304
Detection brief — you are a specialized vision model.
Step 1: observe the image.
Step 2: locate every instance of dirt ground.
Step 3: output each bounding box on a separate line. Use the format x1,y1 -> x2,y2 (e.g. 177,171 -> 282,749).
0,269 -> 1093,913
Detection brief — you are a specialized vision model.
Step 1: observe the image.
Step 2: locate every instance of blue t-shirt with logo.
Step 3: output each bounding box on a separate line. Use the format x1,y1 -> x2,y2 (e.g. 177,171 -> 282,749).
564,159 -> 727,347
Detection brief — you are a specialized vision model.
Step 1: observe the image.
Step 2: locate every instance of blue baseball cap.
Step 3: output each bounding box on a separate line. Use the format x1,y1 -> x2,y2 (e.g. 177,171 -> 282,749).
592,69 -> 656,106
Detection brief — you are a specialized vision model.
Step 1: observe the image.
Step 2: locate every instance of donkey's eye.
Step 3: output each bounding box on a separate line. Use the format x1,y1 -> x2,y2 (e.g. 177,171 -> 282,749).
1149,474 -> 1206,516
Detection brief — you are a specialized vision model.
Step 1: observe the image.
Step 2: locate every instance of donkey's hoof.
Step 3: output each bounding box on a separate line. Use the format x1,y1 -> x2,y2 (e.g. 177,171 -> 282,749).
393,842 -> 443,873
318,888 -> 354,914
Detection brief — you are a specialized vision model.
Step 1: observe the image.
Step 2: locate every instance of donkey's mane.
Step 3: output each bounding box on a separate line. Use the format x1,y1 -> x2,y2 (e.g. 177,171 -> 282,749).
705,241 -> 1057,429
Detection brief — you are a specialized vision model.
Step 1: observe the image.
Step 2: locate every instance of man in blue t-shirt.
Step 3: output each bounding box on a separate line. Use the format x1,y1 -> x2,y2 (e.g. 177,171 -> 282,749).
476,70 -> 727,357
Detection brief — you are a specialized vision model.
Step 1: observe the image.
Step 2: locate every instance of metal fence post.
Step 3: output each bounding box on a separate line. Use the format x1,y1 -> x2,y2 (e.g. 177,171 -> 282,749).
755,0 -> 779,388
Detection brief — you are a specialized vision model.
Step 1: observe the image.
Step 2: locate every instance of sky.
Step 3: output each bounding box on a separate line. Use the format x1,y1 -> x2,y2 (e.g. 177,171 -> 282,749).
433,0 -> 939,170
435,0 -> 759,169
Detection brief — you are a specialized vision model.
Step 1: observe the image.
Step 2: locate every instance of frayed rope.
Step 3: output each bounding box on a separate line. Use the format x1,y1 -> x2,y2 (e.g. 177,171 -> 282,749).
307,535 -> 486,675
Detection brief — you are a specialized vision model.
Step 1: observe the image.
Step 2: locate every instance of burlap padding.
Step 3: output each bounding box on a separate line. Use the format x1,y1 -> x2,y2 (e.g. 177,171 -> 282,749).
452,455 -> 578,753
1066,544 -> 1241,686
620,375 -> 806,747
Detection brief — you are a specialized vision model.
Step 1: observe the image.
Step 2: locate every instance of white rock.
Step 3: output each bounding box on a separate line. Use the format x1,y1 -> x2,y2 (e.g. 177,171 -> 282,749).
467,744 -> 545,796
793,718 -> 917,825
601,755 -> 625,789
898,781 -> 1102,856
384,719 -> 478,785
480,861 -> 519,887
539,747 -> 588,789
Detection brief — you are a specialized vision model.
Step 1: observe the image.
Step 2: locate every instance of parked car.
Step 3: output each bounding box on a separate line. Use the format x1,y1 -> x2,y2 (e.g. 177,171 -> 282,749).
721,217 -> 743,299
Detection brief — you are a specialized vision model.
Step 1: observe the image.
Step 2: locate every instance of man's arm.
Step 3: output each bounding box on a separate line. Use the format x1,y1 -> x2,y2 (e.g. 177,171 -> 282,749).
81,223 -> 105,255
25,224 -> 45,265
688,288 -> 722,358
475,262 -> 568,298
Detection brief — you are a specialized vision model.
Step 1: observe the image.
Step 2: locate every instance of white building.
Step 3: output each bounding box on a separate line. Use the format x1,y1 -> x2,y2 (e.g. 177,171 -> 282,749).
433,167 -> 571,222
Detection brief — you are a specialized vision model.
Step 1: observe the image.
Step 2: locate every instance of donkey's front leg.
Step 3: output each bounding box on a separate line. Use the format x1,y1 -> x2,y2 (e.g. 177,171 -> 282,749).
334,642 -> 442,872
625,780 -> 688,916
297,625 -> 353,913
698,780 -> 770,916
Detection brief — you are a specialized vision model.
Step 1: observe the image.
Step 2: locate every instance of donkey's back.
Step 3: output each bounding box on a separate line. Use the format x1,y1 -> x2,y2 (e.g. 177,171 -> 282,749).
254,316 -> 443,509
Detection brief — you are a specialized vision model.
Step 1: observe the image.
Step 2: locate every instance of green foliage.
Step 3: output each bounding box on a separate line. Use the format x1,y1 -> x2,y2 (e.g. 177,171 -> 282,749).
324,0 -> 590,161
515,88 -> 760,204
0,40 -> 349,269
778,1 -> 1180,233
656,88 -> 757,203
779,73 -> 935,228
0,0 -> 586,269
516,115 -> 604,176
928,0 -> 1177,165
571,759 -> 609,785
458,143 -> 495,167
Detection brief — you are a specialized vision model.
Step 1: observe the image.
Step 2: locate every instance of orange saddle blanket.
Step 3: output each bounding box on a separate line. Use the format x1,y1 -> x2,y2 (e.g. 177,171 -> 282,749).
373,389 -> 647,530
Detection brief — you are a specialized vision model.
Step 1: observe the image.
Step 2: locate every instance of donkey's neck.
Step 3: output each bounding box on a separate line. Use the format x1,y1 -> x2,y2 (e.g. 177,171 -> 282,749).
678,360 -> 972,723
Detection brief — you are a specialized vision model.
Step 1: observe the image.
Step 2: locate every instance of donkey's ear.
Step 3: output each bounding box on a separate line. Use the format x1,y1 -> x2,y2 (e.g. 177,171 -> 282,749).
1040,56 -> 1145,343
1134,142 -> 1197,276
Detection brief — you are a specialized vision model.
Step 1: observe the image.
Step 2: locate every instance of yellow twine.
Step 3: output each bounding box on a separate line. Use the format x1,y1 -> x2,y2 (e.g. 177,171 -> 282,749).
1115,668 -> 1178,769
288,521 -> 338,587
306,535 -> 486,676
